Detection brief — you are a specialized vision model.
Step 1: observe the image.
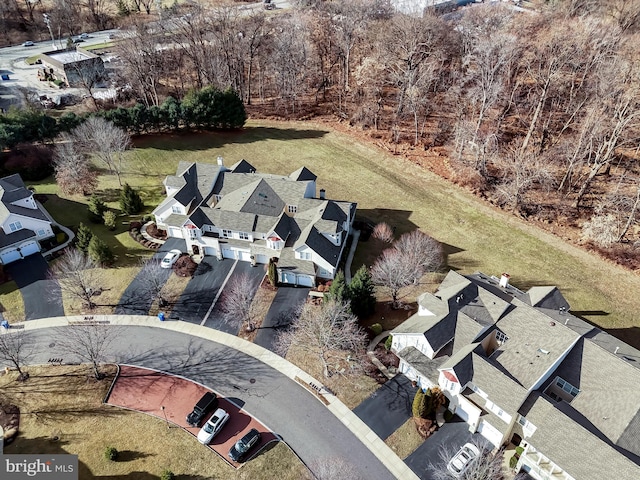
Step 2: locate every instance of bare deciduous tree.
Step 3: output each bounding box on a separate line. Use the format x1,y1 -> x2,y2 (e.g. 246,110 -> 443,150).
372,230 -> 442,309
429,439 -> 506,480
0,329 -> 34,381
53,134 -> 98,195
372,222 -> 394,243
308,456 -> 363,480
54,323 -> 121,379
136,257 -> 172,308
72,117 -> 131,186
49,248 -> 103,310
219,273 -> 259,331
275,299 -> 367,378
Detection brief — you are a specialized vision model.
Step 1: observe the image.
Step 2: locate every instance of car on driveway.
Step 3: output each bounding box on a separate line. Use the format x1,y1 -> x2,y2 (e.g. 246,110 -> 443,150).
197,408 -> 229,444
447,442 -> 480,477
161,249 -> 182,269
229,428 -> 261,462
22,41 -> 34,47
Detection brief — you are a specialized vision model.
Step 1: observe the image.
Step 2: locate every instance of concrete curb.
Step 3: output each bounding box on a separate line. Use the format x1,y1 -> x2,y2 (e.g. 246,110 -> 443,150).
8,316 -> 419,480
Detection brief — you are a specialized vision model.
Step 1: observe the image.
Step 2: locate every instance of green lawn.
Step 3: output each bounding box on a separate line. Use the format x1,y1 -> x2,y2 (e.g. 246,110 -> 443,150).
19,119 -> 640,346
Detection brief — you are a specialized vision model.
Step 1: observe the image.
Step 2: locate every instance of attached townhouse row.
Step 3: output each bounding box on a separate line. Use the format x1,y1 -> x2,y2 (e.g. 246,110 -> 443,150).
0,174 -> 55,265
153,159 -> 356,287
392,271 -> 640,480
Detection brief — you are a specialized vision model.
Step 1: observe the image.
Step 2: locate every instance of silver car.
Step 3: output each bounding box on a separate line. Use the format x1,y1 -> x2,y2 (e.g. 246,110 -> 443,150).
447,442 -> 480,477
197,408 -> 229,445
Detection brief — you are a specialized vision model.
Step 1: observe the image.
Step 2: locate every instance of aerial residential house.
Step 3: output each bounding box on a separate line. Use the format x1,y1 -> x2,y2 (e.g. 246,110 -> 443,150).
0,174 -> 55,264
391,271 -> 640,480
153,159 -> 356,287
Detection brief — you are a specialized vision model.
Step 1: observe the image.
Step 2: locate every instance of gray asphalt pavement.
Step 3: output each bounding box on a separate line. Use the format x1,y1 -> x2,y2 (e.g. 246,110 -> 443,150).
169,257 -> 235,324
404,416 -> 477,479
115,238 -> 185,315
23,326 -> 395,480
5,254 -> 63,320
254,286 -> 309,352
353,374 -> 418,440
200,260 -> 265,332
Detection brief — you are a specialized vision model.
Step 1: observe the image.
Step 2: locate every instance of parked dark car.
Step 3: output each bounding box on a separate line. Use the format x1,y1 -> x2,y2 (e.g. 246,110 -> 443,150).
186,392 -> 218,427
228,428 -> 261,462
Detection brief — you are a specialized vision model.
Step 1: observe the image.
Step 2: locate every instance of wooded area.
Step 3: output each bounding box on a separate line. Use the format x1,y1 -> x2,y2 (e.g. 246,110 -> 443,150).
3,0 -> 640,265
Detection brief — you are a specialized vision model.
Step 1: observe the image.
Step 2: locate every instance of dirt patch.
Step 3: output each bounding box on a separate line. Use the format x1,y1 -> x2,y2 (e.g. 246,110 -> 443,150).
174,255 -> 197,277
0,401 -> 20,445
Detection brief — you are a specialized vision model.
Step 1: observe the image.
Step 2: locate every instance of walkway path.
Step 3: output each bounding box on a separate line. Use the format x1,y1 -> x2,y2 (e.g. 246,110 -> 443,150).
5,316 -> 419,480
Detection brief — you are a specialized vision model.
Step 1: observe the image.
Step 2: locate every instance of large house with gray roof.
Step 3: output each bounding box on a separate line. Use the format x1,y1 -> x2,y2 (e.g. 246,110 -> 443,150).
0,174 -> 54,265
152,159 -> 356,287
391,271 -> 640,480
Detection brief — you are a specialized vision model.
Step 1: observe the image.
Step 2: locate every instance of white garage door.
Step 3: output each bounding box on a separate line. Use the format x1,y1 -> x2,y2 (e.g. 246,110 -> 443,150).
238,250 -> 251,262
256,254 -> 268,264
296,275 -> 314,287
281,271 -> 296,284
169,227 -> 183,238
20,241 -> 40,257
222,247 -> 235,259
203,246 -> 216,256
1,248 -> 21,264
478,420 -> 503,447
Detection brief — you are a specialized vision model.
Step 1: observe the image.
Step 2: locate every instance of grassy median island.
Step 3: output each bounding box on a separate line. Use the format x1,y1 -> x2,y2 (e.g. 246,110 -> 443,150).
0,365 -> 307,479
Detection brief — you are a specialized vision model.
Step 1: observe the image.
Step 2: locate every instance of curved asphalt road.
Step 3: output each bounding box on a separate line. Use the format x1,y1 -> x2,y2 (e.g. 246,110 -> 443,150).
21,325 -> 395,480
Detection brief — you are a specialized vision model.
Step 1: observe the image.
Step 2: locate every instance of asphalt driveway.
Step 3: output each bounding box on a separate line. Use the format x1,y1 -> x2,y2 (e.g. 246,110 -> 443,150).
5,254 -> 63,320
353,374 -> 418,440
404,416 -> 478,479
200,260 -> 265,333
115,238 -> 185,315
254,286 -> 309,352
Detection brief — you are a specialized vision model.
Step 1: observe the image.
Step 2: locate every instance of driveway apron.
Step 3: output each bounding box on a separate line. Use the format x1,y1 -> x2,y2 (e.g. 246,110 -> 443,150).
170,257 -> 235,323
115,238 -> 185,315
404,416 -> 478,479
353,374 -> 418,440
200,260 -> 265,333
5,254 -> 63,319
254,286 -> 309,352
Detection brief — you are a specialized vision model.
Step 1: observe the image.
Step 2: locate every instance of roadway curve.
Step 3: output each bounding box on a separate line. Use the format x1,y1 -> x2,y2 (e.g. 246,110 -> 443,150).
7,317 -> 413,480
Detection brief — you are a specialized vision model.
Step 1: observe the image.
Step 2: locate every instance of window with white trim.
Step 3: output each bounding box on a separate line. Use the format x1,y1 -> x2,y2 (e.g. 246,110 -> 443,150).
239,232 -> 249,240
556,377 -> 580,397
299,251 -> 311,260
222,229 -> 232,238
37,229 -> 47,237
214,194 -> 222,202
171,206 -> 182,214
9,221 -> 22,232
495,330 -> 509,345
287,205 -> 297,213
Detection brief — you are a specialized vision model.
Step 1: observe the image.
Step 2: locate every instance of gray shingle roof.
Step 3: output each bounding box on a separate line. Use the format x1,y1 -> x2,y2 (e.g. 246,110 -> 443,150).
229,159 -> 256,173
0,228 -> 36,248
521,393 -> 640,480
398,346 -> 448,380
289,166 -> 317,182
277,247 -> 316,275
0,174 -> 51,225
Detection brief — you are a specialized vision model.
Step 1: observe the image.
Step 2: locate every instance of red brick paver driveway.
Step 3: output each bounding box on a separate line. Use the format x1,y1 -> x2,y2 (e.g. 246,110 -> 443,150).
105,365 -> 278,467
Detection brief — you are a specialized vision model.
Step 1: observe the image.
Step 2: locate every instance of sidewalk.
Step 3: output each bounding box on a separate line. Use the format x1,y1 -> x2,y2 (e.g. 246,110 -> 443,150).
12,316 -> 419,480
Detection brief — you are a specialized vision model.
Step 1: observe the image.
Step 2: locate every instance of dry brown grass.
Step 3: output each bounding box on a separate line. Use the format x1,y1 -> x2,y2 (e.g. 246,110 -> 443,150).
0,281 -> 25,323
60,266 -> 141,316
385,419 -> 425,460
0,365 -> 307,480
286,346 -> 380,410
240,281 -> 277,342
149,274 -> 191,317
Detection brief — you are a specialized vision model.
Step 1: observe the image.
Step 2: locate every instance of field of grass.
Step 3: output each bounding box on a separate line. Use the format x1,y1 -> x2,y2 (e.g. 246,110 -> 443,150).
20,119 -> 640,346
385,419 -> 425,460
1,365 -> 308,480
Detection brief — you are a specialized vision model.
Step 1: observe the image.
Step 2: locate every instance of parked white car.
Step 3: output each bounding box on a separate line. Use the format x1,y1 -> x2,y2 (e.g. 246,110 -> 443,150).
197,408 -> 230,444
161,249 -> 182,269
447,442 -> 480,477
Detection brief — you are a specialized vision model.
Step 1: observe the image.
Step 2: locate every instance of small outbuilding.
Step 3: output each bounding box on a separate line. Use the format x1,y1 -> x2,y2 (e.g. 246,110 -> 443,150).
38,47 -> 104,88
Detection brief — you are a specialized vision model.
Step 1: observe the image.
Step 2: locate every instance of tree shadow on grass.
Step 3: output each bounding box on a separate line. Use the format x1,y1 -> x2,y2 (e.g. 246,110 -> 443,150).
116,450 -> 155,462
131,126 -> 330,152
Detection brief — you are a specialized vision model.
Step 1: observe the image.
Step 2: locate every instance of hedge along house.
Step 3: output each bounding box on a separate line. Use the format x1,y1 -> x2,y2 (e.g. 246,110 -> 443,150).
153,159 -> 356,287
391,271 -> 640,480
0,174 -> 55,265
38,47 -> 104,88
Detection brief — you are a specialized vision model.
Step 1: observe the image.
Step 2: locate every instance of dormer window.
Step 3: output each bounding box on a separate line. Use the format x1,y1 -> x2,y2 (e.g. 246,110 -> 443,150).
495,330 -> 508,345
287,205 -> 297,213
9,221 -> 22,232
545,376 -> 580,403
215,194 -> 222,202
